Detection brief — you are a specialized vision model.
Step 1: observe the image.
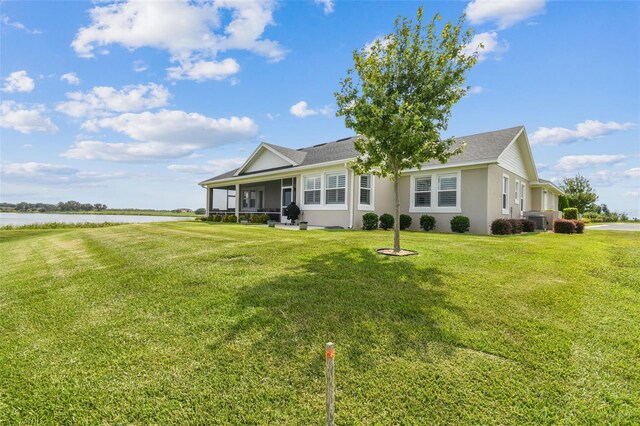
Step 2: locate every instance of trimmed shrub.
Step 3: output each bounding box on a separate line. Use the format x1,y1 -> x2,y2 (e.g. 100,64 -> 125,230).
379,213 -> 394,230
399,214 -> 412,230
212,214 -> 222,222
508,219 -> 523,234
491,218 -> 512,235
563,208 -> 578,220
362,213 -> 379,230
223,214 -> 237,223
249,214 -> 269,224
450,216 -> 470,233
520,219 -> 535,233
553,219 -> 576,234
574,220 -> 585,234
558,195 -> 570,211
419,215 -> 436,232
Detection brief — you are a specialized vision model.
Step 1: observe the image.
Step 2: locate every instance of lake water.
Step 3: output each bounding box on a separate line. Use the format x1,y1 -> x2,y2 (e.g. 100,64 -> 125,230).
0,212 -> 195,226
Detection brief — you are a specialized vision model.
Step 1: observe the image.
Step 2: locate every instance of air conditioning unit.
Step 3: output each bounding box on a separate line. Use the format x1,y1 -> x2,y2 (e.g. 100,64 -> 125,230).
524,212 -> 546,230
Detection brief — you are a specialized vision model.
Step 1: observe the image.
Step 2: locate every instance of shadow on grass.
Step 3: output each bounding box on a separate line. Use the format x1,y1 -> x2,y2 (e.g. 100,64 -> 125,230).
224,248 -> 469,376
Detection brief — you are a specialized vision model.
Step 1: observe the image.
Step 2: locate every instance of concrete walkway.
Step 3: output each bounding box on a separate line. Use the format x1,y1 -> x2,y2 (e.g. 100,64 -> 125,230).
588,223 -> 640,231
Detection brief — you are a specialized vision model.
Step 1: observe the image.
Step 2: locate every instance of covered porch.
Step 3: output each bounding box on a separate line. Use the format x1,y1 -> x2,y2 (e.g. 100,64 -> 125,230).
207,177 -> 298,223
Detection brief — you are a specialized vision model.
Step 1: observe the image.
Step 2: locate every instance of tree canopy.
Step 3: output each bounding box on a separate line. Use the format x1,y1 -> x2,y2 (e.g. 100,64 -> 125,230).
560,174 -> 598,213
335,7 -> 478,251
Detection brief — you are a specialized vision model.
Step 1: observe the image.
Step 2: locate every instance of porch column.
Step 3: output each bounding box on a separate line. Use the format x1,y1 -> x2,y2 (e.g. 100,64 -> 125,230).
205,186 -> 211,215
235,183 -> 240,219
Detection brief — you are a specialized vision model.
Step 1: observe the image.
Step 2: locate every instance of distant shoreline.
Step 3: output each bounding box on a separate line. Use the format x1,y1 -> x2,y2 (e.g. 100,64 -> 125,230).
0,210 -> 198,218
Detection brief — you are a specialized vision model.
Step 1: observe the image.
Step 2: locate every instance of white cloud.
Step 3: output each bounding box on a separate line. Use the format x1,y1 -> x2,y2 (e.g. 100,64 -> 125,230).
626,191 -> 640,198
554,154 -> 626,172
0,101 -> 58,134
623,167 -> 640,178
465,0 -> 546,29
314,0 -> 334,15
168,158 -> 246,175
461,31 -> 509,61
1,15 -> 41,35
60,72 -> 81,85
467,86 -> 484,95
1,162 -> 127,185
290,101 -> 333,118
2,70 -> 35,93
72,0 -> 286,81
56,83 -> 170,118
530,119 -> 637,145
166,58 -> 240,81
132,60 -> 148,72
63,110 -> 258,161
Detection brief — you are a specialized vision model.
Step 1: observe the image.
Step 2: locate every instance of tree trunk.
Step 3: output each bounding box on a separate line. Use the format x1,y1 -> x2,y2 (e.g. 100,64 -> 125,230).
393,167 -> 400,252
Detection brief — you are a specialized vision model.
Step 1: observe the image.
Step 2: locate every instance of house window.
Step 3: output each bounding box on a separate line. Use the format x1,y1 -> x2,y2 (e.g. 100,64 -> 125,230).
520,182 -> 525,212
437,174 -> 457,207
304,175 -> 321,205
241,188 -> 263,210
514,180 -> 520,205
414,176 -> 431,207
502,175 -> 509,214
359,175 -> 372,205
325,173 -> 346,204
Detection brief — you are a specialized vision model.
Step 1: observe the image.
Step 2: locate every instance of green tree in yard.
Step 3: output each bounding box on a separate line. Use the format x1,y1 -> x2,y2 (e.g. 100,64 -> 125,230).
335,7 -> 478,252
560,174 -> 598,213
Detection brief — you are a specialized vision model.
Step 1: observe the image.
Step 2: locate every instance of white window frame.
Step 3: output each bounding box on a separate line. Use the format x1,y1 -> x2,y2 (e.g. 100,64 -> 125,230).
502,174 -> 510,214
520,182 -> 526,213
325,172 -> 347,205
514,179 -> 520,205
300,170 -> 348,211
303,175 -> 321,206
357,174 -> 375,211
409,170 -> 461,213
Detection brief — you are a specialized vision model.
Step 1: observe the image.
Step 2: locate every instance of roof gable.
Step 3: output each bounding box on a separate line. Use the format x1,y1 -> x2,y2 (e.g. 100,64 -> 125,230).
497,128 -> 539,181
234,143 -> 305,176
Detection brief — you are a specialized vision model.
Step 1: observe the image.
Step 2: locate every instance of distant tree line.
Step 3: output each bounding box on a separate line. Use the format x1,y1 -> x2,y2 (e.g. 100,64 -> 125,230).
1,201 -> 108,212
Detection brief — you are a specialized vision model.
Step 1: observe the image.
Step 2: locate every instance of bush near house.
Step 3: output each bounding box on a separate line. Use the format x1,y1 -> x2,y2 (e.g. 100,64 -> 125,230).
399,214 -> 412,230
379,213 -> 394,230
554,219 -> 577,234
521,219 -> 535,233
212,214 -> 223,222
362,213 -> 379,230
508,219 -> 523,234
249,214 -> 269,224
420,215 -> 436,232
574,220 -> 585,234
491,219 -> 512,235
450,216 -> 470,233
563,208 -> 579,220
223,215 -> 237,223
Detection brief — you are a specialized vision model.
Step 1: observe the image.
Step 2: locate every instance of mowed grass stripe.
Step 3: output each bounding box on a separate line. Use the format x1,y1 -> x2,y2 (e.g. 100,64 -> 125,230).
0,223 -> 638,424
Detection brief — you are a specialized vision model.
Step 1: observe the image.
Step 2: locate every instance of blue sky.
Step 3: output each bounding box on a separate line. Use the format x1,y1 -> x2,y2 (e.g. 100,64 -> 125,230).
1,0 -> 639,215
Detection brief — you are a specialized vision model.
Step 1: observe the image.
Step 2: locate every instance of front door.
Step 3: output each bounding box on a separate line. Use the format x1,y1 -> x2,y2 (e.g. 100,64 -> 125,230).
281,187 -> 292,223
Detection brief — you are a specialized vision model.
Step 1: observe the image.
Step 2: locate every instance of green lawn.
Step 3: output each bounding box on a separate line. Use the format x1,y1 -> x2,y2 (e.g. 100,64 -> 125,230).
1,223 -> 638,424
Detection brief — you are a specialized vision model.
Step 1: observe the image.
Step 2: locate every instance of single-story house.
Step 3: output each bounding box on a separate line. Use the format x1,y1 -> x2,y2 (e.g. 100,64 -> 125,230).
198,126 -> 563,234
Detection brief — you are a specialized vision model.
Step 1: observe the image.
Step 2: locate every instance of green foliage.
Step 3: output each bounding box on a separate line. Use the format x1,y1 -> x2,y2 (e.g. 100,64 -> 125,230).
450,216 -> 470,233
249,214 -> 270,224
553,219 -> 576,234
419,215 -> 436,231
560,174 -> 598,213
212,214 -> 222,222
195,208 -> 206,215
399,214 -> 412,230
563,208 -> 579,220
335,6 -> 477,251
379,213 -> 394,230
0,222 -> 124,230
521,219 -> 536,233
558,195 -> 570,211
222,214 -> 237,223
491,219 -> 512,235
508,219 -> 523,234
362,212 -> 379,230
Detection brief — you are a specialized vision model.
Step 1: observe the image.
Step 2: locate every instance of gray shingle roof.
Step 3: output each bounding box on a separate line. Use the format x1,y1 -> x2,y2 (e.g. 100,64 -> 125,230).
200,126 -> 524,184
